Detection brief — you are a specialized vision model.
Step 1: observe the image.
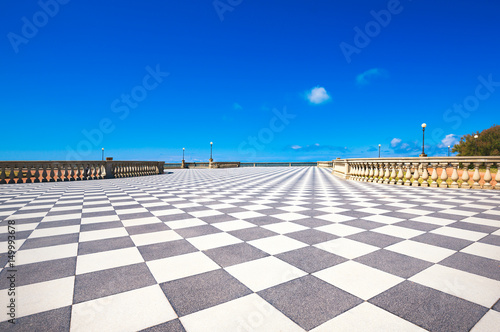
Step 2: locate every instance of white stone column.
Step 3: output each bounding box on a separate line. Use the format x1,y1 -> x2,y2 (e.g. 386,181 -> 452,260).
472,162 -> 481,189
460,163 -> 470,189
412,163 -> 420,186
439,163 -> 449,188
421,162 -> 429,187
483,163 -> 493,189
430,163 -> 439,187
404,163 -> 412,186
450,163 -> 459,189
389,163 -> 397,185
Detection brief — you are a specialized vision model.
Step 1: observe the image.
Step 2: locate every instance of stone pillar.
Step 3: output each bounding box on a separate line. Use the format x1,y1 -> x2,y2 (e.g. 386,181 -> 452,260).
412,163 -> 420,186
483,163 -> 493,189
472,163 -> 481,189
430,163 -> 439,187
396,163 -> 404,185
421,163 -> 429,187
404,163 -> 412,186
439,163 -> 449,188
461,163 -> 470,189
450,163 -> 459,188
389,163 -> 397,185
495,164 -> 500,190
105,161 -> 114,179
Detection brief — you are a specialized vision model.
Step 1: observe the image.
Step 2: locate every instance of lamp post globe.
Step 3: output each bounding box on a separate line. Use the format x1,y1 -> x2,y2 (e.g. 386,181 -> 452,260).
447,145 -> 450,157
474,134 -> 479,155
102,148 -> 104,161
420,123 -> 427,157
378,144 -> 381,158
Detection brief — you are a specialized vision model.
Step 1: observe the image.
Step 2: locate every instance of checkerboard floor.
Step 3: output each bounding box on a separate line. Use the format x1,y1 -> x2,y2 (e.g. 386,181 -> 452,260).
1,167 -> 500,331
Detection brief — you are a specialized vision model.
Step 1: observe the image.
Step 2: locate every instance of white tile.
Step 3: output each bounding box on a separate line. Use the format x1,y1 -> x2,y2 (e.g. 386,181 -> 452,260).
314,238 -> 378,259
271,212 -> 309,221
79,228 -> 129,242
229,211 -> 265,219
0,276 -> 74,322
249,235 -> 307,255
314,261 -> 403,300
121,216 -> 163,227
462,217 -> 500,228
172,202 -> 201,208
262,222 -> 308,234
206,203 -> 236,209
9,212 -> 48,219
180,293 -> 304,332
115,207 -> 149,215
187,233 -> 242,251
29,225 -> 80,238
131,230 -> 182,246
189,210 -> 224,218
311,302 -> 425,332
213,220 -> 256,232
165,218 -> 207,229
82,206 -> 114,214
471,310 -> 500,332
430,226 -> 487,241
20,204 -> 53,210
385,240 -> 455,263
225,256 -> 306,292
50,205 -> 83,212
147,251 -> 219,283
17,243 -> 78,265
461,242 -> 500,261
440,209 -> 477,216
241,204 -> 273,211
316,224 -> 364,237
76,247 -> 144,275
396,208 -> 434,216
362,215 -> 404,225
372,225 -> 424,239
42,213 -> 81,222
81,214 -> 120,225
277,205 -> 309,212
410,265 -> 500,308
483,209 -> 500,216
317,206 -> 349,214
410,215 -> 456,226
357,207 -> 393,215
315,214 -> 355,223
70,285 -> 177,332
0,222 -> 38,233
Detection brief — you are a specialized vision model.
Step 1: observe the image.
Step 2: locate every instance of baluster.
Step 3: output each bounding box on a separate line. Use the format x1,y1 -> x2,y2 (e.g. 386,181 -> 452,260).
495,163 -> 500,190
373,163 -> 379,183
23,164 -> 31,183
404,163 -> 412,186
13,164 -> 21,184
412,163 -> 420,186
396,163 -> 403,185
420,162 -> 429,187
8,165 -> 15,184
389,163 -> 397,185
41,164 -> 48,182
363,163 -> 368,181
472,162 -> 481,189
430,163 -> 439,187
0,165 -> 6,184
460,163 -> 470,189
439,163 -> 449,188
33,164 -> 40,183
483,163 -> 493,189
449,163 -> 459,188
68,164 -> 75,181
383,163 -> 390,184
48,165 -> 55,182
77,164 -> 83,180
60,164 -> 66,181
368,164 -> 374,182
378,163 -> 385,183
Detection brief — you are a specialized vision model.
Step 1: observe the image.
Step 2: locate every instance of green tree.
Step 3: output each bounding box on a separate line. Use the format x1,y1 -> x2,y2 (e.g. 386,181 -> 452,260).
452,125 -> 500,156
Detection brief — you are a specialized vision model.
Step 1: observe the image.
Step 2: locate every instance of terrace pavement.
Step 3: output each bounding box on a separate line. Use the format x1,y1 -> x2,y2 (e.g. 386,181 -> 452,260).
0,167 -> 499,331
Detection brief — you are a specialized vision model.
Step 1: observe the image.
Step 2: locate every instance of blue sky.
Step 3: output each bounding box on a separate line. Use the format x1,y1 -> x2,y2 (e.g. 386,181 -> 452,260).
1,0 -> 499,162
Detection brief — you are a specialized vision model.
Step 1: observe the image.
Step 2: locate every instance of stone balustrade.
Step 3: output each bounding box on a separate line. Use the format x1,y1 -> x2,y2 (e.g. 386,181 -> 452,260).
317,161 -> 333,168
0,161 -> 165,184
332,157 -> 500,189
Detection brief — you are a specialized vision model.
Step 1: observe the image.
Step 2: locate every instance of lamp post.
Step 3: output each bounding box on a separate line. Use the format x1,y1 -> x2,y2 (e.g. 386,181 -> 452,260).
378,144 -> 381,158
420,123 -> 427,157
474,134 -> 478,155
447,145 -> 450,157
102,148 -> 104,161
210,142 -> 213,161
182,148 -> 185,161
182,148 -> 185,168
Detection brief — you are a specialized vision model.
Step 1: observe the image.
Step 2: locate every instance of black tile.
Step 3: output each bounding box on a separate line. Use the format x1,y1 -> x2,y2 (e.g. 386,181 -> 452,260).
74,263 -> 156,303
258,275 -> 363,330
347,231 -> 403,248
0,257 -> 76,288
21,233 -> 79,250
439,252 -> 500,281
285,229 -> 337,245
355,249 -> 433,279
138,239 -> 198,261
394,220 -> 441,232
36,219 -> 81,229
447,221 -> 498,234
369,281 -> 488,332
0,306 -> 71,331
343,218 -> 385,230
228,227 -> 278,242
80,220 -> 124,232
412,233 -> 473,251
198,214 -> 237,224
174,225 -> 221,238
160,269 -> 251,316
157,213 -> 193,222
118,212 -> 154,220
126,222 -> 170,235
78,236 -> 135,255
276,246 -> 347,273
204,242 -> 268,267
478,234 -> 500,246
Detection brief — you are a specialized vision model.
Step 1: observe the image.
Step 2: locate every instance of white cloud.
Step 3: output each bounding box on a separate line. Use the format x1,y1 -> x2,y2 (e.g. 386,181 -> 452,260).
401,143 -> 409,149
356,68 -> 388,86
291,145 -> 302,150
306,86 -> 331,104
233,103 -> 243,110
438,134 -> 459,148
390,138 -> 402,147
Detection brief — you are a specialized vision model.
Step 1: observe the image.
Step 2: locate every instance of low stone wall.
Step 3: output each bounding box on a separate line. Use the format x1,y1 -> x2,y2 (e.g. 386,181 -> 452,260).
0,161 -> 165,184
332,157 -> 500,190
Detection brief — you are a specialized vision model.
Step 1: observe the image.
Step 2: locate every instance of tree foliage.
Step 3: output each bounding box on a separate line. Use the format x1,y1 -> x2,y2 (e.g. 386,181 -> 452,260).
452,125 -> 500,156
